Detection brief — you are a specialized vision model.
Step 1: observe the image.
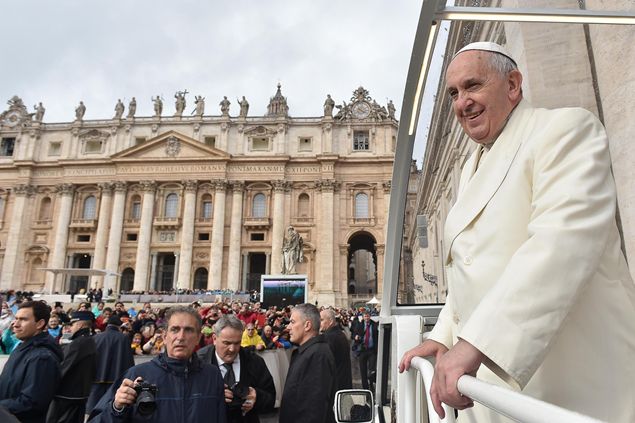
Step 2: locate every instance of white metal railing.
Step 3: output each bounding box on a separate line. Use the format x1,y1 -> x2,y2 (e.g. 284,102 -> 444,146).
410,357 -> 604,423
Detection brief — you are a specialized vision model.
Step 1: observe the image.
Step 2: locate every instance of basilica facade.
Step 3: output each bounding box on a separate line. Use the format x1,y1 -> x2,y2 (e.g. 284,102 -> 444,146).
0,85 -> 399,307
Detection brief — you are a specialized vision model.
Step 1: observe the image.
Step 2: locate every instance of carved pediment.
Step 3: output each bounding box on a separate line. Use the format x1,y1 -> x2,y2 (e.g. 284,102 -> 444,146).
112,131 -> 231,161
80,129 -> 110,143
243,125 -> 277,137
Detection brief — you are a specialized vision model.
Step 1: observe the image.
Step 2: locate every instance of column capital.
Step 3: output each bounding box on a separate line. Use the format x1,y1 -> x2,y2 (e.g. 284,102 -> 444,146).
339,244 -> 350,254
374,244 -> 385,254
212,179 -> 228,192
13,184 -> 37,196
182,180 -> 198,193
54,183 -> 75,196
272,180 -> 290,192
230,181 -> 245,192
98,182 -> 114,194
113,181 -> 128,193
139,180 -> 157,192
315,179 -> 340,193
382,181 -> 392,193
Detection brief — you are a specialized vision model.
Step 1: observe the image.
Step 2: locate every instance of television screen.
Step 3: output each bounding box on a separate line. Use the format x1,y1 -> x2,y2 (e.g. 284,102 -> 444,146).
260,276 -> 308,308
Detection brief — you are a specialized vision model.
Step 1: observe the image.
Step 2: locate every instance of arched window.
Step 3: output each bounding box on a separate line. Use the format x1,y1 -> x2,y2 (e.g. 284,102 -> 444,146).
83,195 -> 97,219
252,193 -> 266,218
120,268 -> 135,292
39,197 -> 52,221
193,268 -> 208,290
298,193 -> 310,217
355,193 -> 369,218
164,193 -> 178,218
130,195 -> 141,220
0,197 -> 4,219
200,194 -> 213,219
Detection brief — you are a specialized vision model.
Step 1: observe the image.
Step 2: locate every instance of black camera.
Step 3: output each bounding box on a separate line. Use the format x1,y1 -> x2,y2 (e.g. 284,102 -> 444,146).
134,381 -> 158,416
228,381 -> 249,409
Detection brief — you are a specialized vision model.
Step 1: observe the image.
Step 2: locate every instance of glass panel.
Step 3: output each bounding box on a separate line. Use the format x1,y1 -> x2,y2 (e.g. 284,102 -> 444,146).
398,14 -> 635,305
202,200 -> 213,219
354,193 -> 369,218
164,193 -> 178,218
83,196 -> 96,219
252,193 -> 266,218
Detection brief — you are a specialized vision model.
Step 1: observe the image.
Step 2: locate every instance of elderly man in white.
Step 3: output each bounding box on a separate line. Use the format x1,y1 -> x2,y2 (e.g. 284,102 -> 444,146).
399,42 -> 635,422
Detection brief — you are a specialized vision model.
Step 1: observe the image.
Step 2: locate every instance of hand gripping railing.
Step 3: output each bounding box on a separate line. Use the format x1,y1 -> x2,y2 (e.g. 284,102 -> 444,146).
410,357 -> 605,423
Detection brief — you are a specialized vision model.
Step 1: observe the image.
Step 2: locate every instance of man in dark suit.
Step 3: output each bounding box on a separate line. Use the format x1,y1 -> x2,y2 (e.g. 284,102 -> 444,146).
352,311 -> 378,390
198,314 -> 275,423
85,315 -> 134,414
47,310 -> 97,423
320,308 -> 352,391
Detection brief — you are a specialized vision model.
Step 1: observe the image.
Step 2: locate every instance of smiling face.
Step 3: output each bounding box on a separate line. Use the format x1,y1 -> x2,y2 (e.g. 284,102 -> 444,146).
164,312 -> 201,360
446,50 -> 522,145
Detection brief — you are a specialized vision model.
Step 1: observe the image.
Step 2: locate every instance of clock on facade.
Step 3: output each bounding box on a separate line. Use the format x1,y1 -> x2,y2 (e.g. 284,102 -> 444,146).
351,101 -> 371,119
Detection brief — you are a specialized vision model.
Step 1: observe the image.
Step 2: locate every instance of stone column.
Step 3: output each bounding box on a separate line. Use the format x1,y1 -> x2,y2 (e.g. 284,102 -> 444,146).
46,184 -> 74,293
91,183 -> 113,288
173,252 -> 180,291
270,180 -> 287,274
208,180 -> 227,290
177,180 -> 197,290
227,181 -> 244,291
316,180 -> 338,305
339,244 -> 350,307
265,253 -> 271,274
133,181 -> 156,292
1,185 -> 36,290
149,253 -> 158,291
241,252 -> 249,291
375,244 -> 385,298
104,182 -> 127,293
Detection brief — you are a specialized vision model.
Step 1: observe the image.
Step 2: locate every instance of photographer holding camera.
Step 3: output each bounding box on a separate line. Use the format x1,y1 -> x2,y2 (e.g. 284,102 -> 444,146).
198,314 -> 275,423
88,306 -> 226,422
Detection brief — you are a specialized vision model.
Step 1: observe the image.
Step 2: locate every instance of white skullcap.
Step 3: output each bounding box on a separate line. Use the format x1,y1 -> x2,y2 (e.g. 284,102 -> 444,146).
453,41 -> 517,66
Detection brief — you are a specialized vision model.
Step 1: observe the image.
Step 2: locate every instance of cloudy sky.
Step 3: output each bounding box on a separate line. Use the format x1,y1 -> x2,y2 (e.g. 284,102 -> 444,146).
1,1 -> 422,123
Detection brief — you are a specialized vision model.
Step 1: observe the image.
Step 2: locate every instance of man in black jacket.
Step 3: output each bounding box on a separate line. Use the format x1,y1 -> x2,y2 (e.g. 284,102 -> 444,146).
320,308 -> 352,391
198,314 -> 276,423
0,301 -> 63,423
47,310 -> 97,423
279,303 -> 335,423
86,314 -> 134,414
352,311 -> 378,390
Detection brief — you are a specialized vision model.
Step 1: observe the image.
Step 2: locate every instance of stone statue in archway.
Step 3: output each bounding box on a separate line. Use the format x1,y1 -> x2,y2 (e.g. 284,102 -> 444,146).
282,226 -> 303,274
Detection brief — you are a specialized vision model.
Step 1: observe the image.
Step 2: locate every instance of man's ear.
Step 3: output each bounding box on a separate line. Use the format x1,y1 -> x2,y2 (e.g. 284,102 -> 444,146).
36,319 -> 47,331
507,69 -> 523,101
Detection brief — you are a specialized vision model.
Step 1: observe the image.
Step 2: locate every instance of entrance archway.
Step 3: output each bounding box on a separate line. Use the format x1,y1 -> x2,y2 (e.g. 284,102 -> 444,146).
347,231 -> 377,296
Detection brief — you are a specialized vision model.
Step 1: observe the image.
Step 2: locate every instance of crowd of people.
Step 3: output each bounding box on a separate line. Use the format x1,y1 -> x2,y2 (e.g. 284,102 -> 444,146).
0,291 -> 379,423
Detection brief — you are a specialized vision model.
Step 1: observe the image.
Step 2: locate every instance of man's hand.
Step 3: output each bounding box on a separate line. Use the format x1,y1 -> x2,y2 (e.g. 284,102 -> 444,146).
241,387 -> 257,414
224,384 -> 234,404
430,339 -> 484,419
398,339 -> 448,373
113,377 -> 141,410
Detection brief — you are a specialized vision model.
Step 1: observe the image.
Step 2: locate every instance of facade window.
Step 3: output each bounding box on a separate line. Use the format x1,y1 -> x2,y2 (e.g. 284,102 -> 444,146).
135,137 -> 146,146
130,195 -> 141,220
298,137 -> 312,151
193,268 -> 208,290
164,193 -> 178,218
83,196 -> 97,219
298,193 -> 310,217
84,140 -> 103,154
0,138 -> 15,156
48,141 -> 62,156
250,233 -> 265,241
353,131 -> 369,151
204,136 -> 216,148
201,195 -> 213,219
355,193 -> 369,218
39,197 -> 52,221
126,233 -> 138,241
198,232 -> 210,241
252,193 -> 266,218
77,234 -> 91,242
251,137 -> 270,151
0,197 -> 4,219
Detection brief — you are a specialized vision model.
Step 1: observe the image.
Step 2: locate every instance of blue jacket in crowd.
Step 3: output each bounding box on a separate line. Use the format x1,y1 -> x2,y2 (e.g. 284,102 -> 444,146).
0,331 -> 63,423
88,352 -> 226,423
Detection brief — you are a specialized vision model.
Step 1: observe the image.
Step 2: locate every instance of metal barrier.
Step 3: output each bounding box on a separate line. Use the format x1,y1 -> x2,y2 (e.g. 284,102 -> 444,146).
410,357 -> 604,423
